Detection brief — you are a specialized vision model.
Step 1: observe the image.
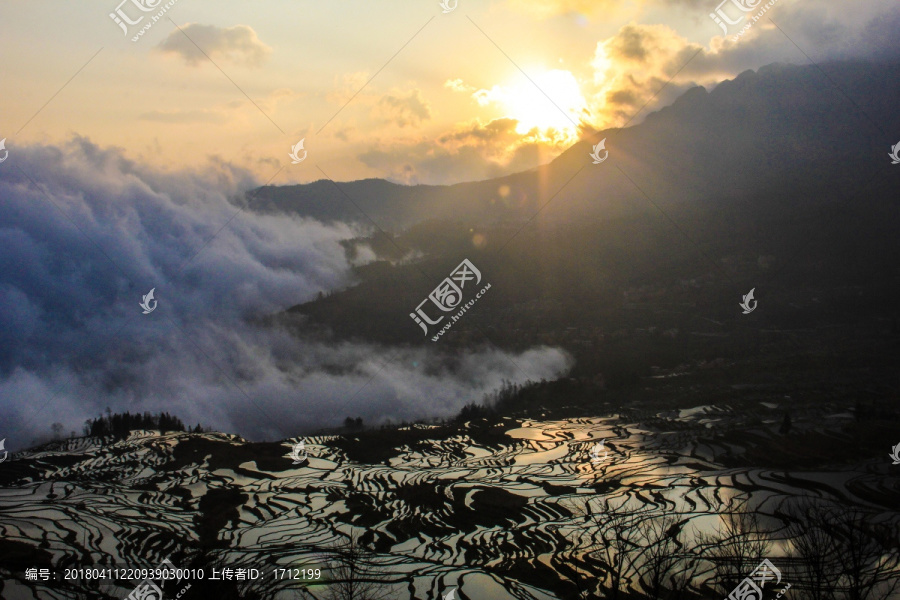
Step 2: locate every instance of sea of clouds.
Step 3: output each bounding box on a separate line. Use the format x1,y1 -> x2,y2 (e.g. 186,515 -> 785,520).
0,138 -> 571,447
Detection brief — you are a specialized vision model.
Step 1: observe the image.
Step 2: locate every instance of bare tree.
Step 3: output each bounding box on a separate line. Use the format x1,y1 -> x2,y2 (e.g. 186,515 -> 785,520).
696,502 -> 771,595
550,520 -> 597,600
319,531 -> 395,600
830,507 -> 900,600
667,547 -> 700,600
637,513 -> 698,600
572,499 -> 648,600
783,498 -> 841,600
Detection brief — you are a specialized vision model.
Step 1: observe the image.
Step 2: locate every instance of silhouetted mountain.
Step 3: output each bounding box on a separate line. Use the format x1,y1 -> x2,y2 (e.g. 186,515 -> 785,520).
252,61 -> 900,231
270,60 -> 900,384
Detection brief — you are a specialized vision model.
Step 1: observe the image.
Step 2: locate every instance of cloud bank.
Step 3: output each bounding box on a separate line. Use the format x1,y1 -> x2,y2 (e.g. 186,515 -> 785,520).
0,139 -> 571,448
157,23 -> 273,67
371,2 -> 900,185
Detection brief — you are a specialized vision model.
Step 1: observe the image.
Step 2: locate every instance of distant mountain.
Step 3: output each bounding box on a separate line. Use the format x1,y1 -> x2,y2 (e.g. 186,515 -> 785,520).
3,61 -> 898,600
271,62 -> 899,360
251,61 -> 900,231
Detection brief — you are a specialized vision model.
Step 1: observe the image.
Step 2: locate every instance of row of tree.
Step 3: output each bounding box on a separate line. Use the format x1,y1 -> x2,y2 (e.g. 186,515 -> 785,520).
561,497 -> 900,600
287,498 -> 899,600
82,410 -> 200,439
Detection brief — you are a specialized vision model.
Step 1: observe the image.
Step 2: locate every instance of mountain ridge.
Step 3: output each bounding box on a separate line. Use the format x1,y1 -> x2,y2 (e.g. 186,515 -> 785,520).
251,60 -> 900,232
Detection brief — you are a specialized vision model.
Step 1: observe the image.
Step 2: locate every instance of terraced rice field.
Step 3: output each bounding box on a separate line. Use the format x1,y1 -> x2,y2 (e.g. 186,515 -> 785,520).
0,405 -> 897,599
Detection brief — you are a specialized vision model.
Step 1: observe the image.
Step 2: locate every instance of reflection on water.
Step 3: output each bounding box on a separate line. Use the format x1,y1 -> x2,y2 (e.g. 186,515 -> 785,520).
1,406 -> 897,599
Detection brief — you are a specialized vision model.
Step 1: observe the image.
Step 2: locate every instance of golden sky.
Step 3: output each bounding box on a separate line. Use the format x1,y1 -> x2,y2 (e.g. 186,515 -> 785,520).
1,0 -> 896,185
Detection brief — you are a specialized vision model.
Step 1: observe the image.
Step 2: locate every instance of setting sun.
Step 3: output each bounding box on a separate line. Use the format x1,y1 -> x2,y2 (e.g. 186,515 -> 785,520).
477,69 -> 587,142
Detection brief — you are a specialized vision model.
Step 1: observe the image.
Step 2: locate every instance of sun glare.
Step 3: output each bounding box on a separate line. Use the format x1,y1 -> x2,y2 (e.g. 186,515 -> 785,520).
482,69 -> 587,142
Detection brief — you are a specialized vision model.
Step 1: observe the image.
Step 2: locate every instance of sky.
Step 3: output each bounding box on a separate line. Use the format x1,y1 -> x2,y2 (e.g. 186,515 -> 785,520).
1,0 -> 898,186
1,0 -> 899,447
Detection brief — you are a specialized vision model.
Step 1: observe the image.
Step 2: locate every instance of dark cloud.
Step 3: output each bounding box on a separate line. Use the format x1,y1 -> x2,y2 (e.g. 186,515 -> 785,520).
355,114 -> 587,185
609,25 -> 652,62
583,3 -> 900,131
373,90 -> 433,128
358,125 -> 554,186
0,139 -> 571,448
607,89 -> 639,106
437,118 -> 520,145
157,23 -> 272,67
351,4 -> 900,186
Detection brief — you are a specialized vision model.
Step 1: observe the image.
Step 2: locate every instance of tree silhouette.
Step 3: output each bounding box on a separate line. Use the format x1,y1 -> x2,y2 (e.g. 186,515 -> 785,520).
831,506 -> 900,600
783,497 -> 841,600
779,411 -> 792,435
318,531 -> 396,600
695,502 -> 771,595
782,497 -> 900,600
637,513 -> 698,600
85,411 -> 187,439
568,498 -> 647,600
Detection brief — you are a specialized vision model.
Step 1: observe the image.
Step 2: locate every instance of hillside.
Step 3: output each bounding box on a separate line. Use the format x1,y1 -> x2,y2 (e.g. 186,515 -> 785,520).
1,393 -> 897,599
268,62 -> 900,403
252,61 -> 900,229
